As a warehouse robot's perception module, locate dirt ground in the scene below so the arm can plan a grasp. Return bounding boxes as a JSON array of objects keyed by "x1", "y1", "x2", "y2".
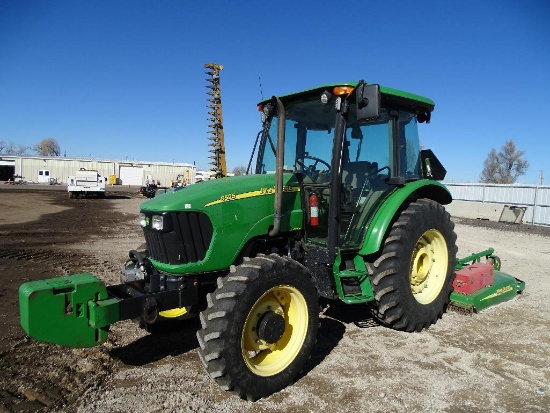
[{"x1": 0, "y1": 185, "x2": 548, "y2": 412}]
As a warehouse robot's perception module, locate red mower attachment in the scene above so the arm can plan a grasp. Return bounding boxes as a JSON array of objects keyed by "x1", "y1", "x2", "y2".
[
  {"x1": 453, "y1": 263, "x2": 495, "y2": 294},
  {"x1": 449, "y1": 249, "x2": 525, "y2": 313}
]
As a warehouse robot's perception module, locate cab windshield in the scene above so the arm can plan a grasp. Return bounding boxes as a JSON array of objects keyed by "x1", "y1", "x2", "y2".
[
  {"x1": 255, "y1": 96, "x2": 421, "y2": 183},
  {"x1": 255, "y1": 96, "x2": 337, "y2": 177}
]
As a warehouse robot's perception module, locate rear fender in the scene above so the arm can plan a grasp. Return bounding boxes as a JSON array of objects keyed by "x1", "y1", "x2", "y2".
[{"x1": 358, "y1": 180, "x2": 452, "y2": 256}]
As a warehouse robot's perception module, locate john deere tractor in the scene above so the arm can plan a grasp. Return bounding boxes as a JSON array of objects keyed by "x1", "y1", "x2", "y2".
[{"x1": 20, "y1": 81, "x2": 475, "y2": 399}]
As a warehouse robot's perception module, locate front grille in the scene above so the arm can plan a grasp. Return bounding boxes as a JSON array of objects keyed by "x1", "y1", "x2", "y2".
[{"x1": 143, "y1": 211, "x2": 213, "y2": 265}]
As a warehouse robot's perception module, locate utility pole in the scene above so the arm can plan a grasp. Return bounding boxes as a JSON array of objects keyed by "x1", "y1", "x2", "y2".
[
  {"x1": 205, "y1": 63, "x2": 226, "y2": 178},
  {"x1": 539, "y1": 170, "x2": 544, "y2": 185}
]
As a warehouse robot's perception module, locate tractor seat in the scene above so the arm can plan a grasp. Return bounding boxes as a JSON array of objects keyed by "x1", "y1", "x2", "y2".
[{"x1": 342, "y1": 161, "x2": 371, "y2": 202}]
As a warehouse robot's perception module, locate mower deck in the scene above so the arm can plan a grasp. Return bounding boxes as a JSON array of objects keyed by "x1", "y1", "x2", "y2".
[{"x1": 450, "y1": 271, "x2": 525, "y2": 313}]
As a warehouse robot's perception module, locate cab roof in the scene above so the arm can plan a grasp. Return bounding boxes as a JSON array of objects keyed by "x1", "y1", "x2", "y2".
[{"x1": 260, "y1": 82, "x2": 435, "y2": 113}]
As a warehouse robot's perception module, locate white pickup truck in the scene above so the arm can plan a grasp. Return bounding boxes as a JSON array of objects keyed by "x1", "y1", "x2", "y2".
[{"x1": 67, "y1": 169, "x2": 106, "y2": 198}]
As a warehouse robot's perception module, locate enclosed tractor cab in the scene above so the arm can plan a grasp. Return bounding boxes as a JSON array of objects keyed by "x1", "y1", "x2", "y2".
[{"x1": 19, "y1": 81, "x2": 523, "y2": 400}]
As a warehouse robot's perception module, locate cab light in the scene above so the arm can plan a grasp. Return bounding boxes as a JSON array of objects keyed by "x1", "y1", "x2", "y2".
[
  {"x1": 152, "y1": 215, "x2": 164, "y2": 231},
  {"x1": 320, "y1": 90, "x2": 333, "y2": 104},
  {"x1": 333, "y1": 86, "x2": 354, "y2": 96}
]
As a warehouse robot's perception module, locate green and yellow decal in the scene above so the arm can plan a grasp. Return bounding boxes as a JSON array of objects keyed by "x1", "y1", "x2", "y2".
[
  {"x1": 479, "y1": 285, "x2": 514, "y2": 302},
  {"x1": 205, "y1": 185, "x2": 300, "y2": 207}
]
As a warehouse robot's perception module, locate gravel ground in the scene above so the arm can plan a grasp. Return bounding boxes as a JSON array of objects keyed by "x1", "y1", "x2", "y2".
[{"x1": 1, "y1": 185, "x2": 549, "y2": 412}]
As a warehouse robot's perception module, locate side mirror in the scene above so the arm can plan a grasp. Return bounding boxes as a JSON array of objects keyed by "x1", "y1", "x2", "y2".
[
  {"x1": 420, "y1": 149, "x2": 447, "y2": 180},
  {"x1": 356, "y1": 83, "x2": 380, "y2": 120}
]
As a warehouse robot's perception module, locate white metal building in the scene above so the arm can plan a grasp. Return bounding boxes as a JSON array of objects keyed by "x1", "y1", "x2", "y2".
[
  {"x1": 445, "y1": 182, "x2": 550, "y2": 226},
  {"x1": 0, "y1": 155, "x2": 196, "y2": 187}
]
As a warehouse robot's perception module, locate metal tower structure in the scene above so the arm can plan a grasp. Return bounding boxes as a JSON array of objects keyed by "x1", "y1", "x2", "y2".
[{"x1": 205, "y1": 63, "x2": 227, "y2": 178}]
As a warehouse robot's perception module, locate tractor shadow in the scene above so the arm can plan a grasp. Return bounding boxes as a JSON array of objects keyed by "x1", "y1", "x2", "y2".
[
  {"x1": 320, "y1": 299, "x2": 381, "y2": 327},
  {"x1": 300, "y1": 299, "x2": 381, "y2": 377},
  {"x1": 111, "y1": 300, "x2": 380, "y2": 373},
  {"x1": 110, "y1": 318, "x2": 201, "y2": 366}
]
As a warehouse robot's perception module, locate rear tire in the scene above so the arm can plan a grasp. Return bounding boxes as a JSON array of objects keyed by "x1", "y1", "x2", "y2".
[
  {"x1": 196, "y1": 254, "x2": 318, "y2": 400},
  {"x1": 368, "y1": 199, "x2": 457, "y2": 332}
]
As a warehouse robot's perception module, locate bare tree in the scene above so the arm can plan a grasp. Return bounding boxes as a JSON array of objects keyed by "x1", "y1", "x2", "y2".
[
  {"x1": 34, "y1": 138, "x2": 61, "y2": 156},
  {"x1": 0, "y1": 141, "x2": 31, "y2": 155},
  {"x1": 480, "y1": 140, "x2": 529, "y2": 184},
  {"x1": 231, "y1": 166, "x2": 247, "y2": 176},
  {"x1": 4, "y1": 141, "x2": 17, "y2": 155},
  {"x1": 15, "y1": 144, "x2": 30, "y2": 155}
]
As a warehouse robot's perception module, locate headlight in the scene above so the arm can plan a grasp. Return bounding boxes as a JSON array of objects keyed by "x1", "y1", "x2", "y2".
[
  {"x1": 152, "y1": 215, "x2": 164, "y2": 230},
  {"x1": 139, "y1": 213, "x2": 147, "y2": 227}
]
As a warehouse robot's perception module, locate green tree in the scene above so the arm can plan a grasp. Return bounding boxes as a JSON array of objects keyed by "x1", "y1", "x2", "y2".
[
  {"x1": 480, "y1": 140, "x2": 529, "y2": 184},
  {"x1": 34, "y1": 138, "x2": 61, "y2": 156}
]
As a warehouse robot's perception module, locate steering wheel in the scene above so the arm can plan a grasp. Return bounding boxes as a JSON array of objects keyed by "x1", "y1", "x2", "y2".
[{"x1": 296, "y1": 155, "x2": 331, "y2": 181}]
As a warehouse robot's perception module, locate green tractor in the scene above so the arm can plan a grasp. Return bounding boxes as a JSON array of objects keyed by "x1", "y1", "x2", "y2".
[{"x1": 19, "y1": 81, "x2": 518, "y2": 400}]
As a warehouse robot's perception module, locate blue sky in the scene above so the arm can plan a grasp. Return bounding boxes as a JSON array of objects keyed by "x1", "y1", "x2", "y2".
[{"x1": 1, "y1": 0, "x2": 549, "y2": 184}]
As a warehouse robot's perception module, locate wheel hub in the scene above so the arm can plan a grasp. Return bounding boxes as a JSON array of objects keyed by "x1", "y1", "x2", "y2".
[
  {"x1": 411, "y1": 245, "x2": 433, "y2": 292},
  {"x1": 410, "y1": 229, "x2": 448, "y2": 304},
  {"x1": 256, "y1": 311, "x2": 286, "y2": 344},
  {"x1": 241, "y1": 284, "x2": 310, "y2": 377}
]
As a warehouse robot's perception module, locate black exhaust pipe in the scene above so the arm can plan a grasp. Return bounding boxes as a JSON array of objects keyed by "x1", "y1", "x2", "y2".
[{"x1": 269, "y1": 96, "x2": 285, "y2": 237}]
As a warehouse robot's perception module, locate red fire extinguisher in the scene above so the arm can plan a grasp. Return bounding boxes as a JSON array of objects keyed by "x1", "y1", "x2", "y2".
[{"x1": 309, "y1": 193, "x2": 319, "y2": 226}]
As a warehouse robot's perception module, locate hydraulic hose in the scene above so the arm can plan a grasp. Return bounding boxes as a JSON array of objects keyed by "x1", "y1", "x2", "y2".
[{"x1": 269, "y1": 96, "x2": 285, "y2": 237}]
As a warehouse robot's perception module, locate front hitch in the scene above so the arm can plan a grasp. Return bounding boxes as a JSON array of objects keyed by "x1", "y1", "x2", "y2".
[
  {"x1": 19, "y1": 272, "x2": 199, "y2": 348},
  {"x1": 19, "y1": 274, "x2": 114, "y2": 347}
]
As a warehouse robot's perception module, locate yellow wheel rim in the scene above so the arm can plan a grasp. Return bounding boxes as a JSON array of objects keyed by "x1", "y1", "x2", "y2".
[
  {"x1": 241, "y1": 285, "x2": 308, "y2": 377},
  {"x1": 158, "y1": 307, "x2": 187, "y2": 318},
  {"x1": 410, "y1": 229, "x2": 448, "y2": 304}
]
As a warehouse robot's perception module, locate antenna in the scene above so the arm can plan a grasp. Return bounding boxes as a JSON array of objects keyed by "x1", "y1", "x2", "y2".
[{"x1": 258, "y1": 75, "x2": 264, "y2": 100}]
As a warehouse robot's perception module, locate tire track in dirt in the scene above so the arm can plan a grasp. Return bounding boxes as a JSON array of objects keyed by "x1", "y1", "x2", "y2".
[{"x1": 0, "y1": 187, "x2": 144, "y2": 412}]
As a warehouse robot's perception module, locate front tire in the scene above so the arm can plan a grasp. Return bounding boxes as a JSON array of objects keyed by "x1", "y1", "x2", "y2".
[
  {"x1": 196, "y1": 254, "x2": 319, "y2": 400},
  {"x1": 368, "y1": 199, "x2": 457, "y2": 332}
]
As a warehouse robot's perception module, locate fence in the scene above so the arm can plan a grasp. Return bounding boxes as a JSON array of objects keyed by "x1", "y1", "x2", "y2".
[{"x1": 444, "y1": 182, "x2": 550, "y2": 227}]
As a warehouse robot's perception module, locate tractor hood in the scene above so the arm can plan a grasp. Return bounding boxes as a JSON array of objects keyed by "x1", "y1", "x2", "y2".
[
  {"x1": 141, "y1": 174, "x2": 300, "y2": 213},
  {"x1": 140, "y1": 174, "x2": 303, "y2": 274}
]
